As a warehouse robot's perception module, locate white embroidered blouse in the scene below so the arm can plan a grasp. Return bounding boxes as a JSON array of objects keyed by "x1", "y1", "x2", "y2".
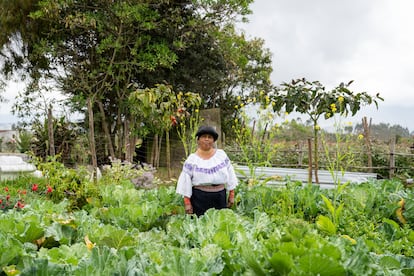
[{"x1": 176, "y1": 149, "x2": 238, "y2": 198}]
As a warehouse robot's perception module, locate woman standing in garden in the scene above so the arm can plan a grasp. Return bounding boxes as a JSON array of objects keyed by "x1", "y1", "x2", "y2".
[{"x1": 176, "y1": 126, "x2": 238, "y2": 216}]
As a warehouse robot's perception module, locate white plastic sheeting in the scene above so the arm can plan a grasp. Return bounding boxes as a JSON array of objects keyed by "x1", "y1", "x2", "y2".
[
  {"x1": 0, "y1": 155, "x2": 37, "y2": 180},
  {"x1": 235, "y1": 165, "x2": 377, "y2": 189}
]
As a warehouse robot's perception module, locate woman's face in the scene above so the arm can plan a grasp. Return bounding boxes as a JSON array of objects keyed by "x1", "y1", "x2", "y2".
[{"x1": 197, "y1": 134, "x2": 215, "y2": 150}]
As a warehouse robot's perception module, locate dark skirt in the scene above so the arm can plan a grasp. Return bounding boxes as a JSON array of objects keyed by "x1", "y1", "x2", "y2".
[{"x1": 191, "y1": 188, "x2": 226, "y2": 216}]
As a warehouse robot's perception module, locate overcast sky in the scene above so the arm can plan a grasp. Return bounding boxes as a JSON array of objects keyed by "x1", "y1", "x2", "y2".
[
  {"x1": 1, "y1": 1, "x2": 414, "y2": 132},
  {"x1": 240, "y1": 0, "x2": 414, "y2": 132}
]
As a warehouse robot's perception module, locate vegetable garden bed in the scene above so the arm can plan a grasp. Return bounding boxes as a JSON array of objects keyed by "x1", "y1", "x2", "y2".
[{"x1": 1, "y1": 176, "x2": 413, "y2": 275}]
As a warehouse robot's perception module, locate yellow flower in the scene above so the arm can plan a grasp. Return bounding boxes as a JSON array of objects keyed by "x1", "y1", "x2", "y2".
[
  {"x1": 252, "y1": 97, "x2": 256, "y2": 103},
  {"x1": 259, "y1": 90, "x2": 264, "y2": 96},
  {"x1": 271, "y1": 101, "x2": 275, "y2": 107},
  {"x1": 330, "y1": 103, "x2": 337, "y2": 112},
  {"x1": 84, "y1": 235, "x2": 95, "y2": 251},
  {"x1": 341, "y1": 235, "x2": 356, "y2": 245},
  {"x1": 240, "y1": 103, "x2": 244, "y2": 108},
  {"x1": 237, "y1": 95, "x2": 241, "y2": 101},
  {"x1": 314, "y1": 125, "x2": 321, "y2": 130},
  {"x1": 234, "y1": 105, "x2": 238, "y2": 109},
  {"x1": 358, "y1": 134, "x2": 364, "y2": 140},
  {"x1": 347, "y1": 121, "x2": 352, "y2": 126},
  {"x1": 338, "y1": 96, "x2": 344, "y2": 103},
  {"x1": 326, "y1": 112, "x2": 331, "y2": 118},
  {"x1": 285, "y1": 112, "x2": 289, "y2": 116},
  {"x1": 195, "y1": 109, "x2": 199, "y2": 113},
  {"x1": 234, "y1": 118, "x2": 238, "y2": 123}
]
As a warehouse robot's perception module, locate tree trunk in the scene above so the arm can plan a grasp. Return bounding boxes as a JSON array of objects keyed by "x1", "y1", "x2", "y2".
[
  {"x1": 97, "y1": 99, "x2": 115, "y2": 159},
  {"x1": 307, "y1": 138, "x2": 312, "y2": 183},
  {"x1": 88, "y1": 97, "x2": 98, "y2": 171},
  {"x1": 151, "y1": 134, "x2": 158, "y2": 167},
  {"x1": 47, "y1": 106, "x2": 55, "y2": 156},
  {"x1": 116, "y1": 110, "x2": 123, "y2": 159},
  {"x1": 166, "y1": 130, "x2": 171, "y2": 178},
  {"x1": 123, "y1": 119, "x2": 136, "y2": 163},
  {"x1": 156, "y1": 133, "x2": 163, "y2": 168},
  {"x1": 313, "y1": 128, "x2": 319, "y2": 184}
]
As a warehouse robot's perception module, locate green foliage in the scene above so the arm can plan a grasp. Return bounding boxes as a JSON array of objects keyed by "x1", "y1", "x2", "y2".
[
  {"x1": 30, "y1": 116, "x2": 86, "y2": 166},
  {"x1": 16, "y1": 130, "x2": 32, "y2": 153},
  {"x1": 1, "y1": 158, "x2": 414, "y2": 274},
  {"x1": 0, "y1": 0, "x2": 271, "y2": 161},
  {"x1": 34, "y1": 155, "x2": 99, "y2": 210},
  {"x1": 231, "y1": 97, "x2": 280, "y2": 185},
  {"x1": 269, "y1": 78, "x2": 383, "y2": 182}
]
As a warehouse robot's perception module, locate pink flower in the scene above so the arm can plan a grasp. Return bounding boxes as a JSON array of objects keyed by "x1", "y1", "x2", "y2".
[{"x1": 6, "y1": 195, "x2": 10, "y2": 201}]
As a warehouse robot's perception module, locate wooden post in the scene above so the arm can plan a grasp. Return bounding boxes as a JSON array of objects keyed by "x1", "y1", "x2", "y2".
[
  {"x1": 307, "y1": 138, "x2": 312, "y2": 183},
  {"x1": 297, "y1": 142, "x2": 303, "y2": 168},
  {"x1": 389, "y1": 138, "x2": 395, "y2": 179},
  {"x1": 362, "y1": 117, "x2": 373, "y2": 172}
]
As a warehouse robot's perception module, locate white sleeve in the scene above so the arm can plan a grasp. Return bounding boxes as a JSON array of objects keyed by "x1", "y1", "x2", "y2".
[
  {"x1": 226, "y1": 160, "x2": 238, "y2": 191},
  {"x1": 176, "y1": 170, "x2": 193, "y2": 198},
  {"x1": 227, "y1": 164, "x2": 239, "y2": 191}
]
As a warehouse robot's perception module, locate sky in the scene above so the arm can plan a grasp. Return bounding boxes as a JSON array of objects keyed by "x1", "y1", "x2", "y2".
[
  {"x1": 1, "y1": 0, "x2": 414, "y2": 132},
  {"x1": 240, "y1": 0, "x2": 414, "y2": 133}
]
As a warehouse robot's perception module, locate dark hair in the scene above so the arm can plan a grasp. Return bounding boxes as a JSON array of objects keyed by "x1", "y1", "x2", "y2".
[{"x1": 195, "y1": 126, "x2": 218, "y2": 141}]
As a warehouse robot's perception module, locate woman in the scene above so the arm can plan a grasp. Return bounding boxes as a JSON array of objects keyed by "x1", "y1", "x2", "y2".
[{"x1": 176, "y1": 126, "x2": 238, "y2": 216}]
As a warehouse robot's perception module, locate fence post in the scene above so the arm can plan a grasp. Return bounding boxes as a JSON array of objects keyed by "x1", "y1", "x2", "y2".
[
  {"x1": 362, "y1": 117, "x2": 373, "y2": 173},
  {"x1": 297, "y1": 141, "x2": 303, "y2": 168},
  {"x1": 389, "y1": 138, "x2": 395, "y2": 178}
]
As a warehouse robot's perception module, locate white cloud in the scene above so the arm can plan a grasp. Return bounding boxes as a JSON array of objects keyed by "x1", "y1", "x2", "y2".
[{"x1": 240, "y1": 0, "x2": 414, "y2": 130}]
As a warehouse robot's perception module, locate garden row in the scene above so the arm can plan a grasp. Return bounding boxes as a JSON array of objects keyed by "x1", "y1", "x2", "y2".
[{"x1": 0, "y1": 160, "x2": 413, "y2": 275}]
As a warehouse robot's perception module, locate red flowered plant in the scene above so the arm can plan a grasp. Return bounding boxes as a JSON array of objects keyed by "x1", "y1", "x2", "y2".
[
  {"x1": 0, "y1": 186, "x2": 25, "y2": 211},
  {"x1": 0, "y1": 182, "x2": 55, "y2": 212}
]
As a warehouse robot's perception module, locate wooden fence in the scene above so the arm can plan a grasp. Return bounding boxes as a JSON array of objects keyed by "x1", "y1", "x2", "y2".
[{"x1": 227, "y1": 140, "x2": 414, "y2": 180}]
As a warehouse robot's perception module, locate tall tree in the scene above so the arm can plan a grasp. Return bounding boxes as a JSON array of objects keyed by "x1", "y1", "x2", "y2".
[
  {"x1": 270, "y1": 78, "x2": 383, "y2": 183},
  {"x1": 0, "y1": 0, "x2": 271, "y2": 163}
]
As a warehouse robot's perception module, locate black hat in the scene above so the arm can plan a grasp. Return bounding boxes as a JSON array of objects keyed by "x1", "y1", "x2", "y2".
[{"x1": 195, "y1": 126, "x2": 218, "y2": 141}]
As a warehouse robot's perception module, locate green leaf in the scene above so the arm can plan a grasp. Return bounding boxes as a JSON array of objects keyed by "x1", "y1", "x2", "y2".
[
  {"x1": 321, "y1": 194, "x2": 335, "y2": 217},
  {"x1": 379, "y1": 255, "x2": 400, "y2": 269},
  {"x1": 316, "y1": 215, "x2": 336, "y2": 235},
  {"x1": 298, "y1": 253, "x2": 346, "y2": 276},
  {"x1": 98, "y1": 229, "x2": 136, "y2": 249},
  {"x1": 44, "y1": 222, "x2": 76, "y2": 245},
  {"x1": 269, "y1": 252, "x2": 294, "y2": 275}
]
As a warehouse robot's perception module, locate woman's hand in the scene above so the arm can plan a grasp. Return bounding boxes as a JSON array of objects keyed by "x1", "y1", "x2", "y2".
[
  {"x1": 184, "y1": 197, "x2": 193, "y2": 214},
  {"x1": 227, "y1": 190, "x2": 235, "y2": 208},
  {"x1": 185, "y1": 204, "x2": 193, "y2": 214}
]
